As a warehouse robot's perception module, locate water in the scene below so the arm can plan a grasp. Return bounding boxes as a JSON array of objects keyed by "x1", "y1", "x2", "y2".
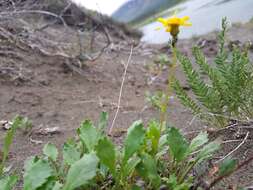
[{"x1": 141, "y1": 0, "x2": 253, "y2": 44}]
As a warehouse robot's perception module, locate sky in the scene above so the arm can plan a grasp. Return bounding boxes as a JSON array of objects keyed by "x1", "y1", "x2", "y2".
[{"x1": 72, "y1": 0, "x2": 129, "y2": 15}]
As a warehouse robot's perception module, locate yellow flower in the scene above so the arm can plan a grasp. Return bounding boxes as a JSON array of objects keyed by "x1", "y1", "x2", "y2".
[{"x1": 157, "y1": 15, "x2": 191, "y2": 36}]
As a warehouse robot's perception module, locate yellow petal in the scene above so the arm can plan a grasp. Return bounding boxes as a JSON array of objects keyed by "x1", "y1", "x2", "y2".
[
  {"x1": 156, "y1": 14, "x2": 191, "y2": 32},
  {"x1": 155, "y1": 27, "x2": 162, "y2": 31},
  {"x1": 167, "y1": 17, "x2": 181, "y2": 25},
  {"x1": 157, "y1": 18, "x2": 168, "y2": 26},
  {"x1": 181, "y1": 22, "x2": 192, "y2": 26},
  {"x1": 182, "y1": 16, "x2": 190, "y2": 21}
]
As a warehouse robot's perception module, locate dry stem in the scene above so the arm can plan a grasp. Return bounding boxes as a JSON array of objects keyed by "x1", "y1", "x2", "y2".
[{"x1": 109, "y1": 45, "x2": 133, "y2": 134}]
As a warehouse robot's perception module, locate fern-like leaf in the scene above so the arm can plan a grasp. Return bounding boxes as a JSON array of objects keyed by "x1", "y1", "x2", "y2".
[
  {"x1": 177, "y1": 52, "x2": 221, "y2": 111},
  {"x1": 192, "y1": 46, "x2": 226, "y2": 109},
  {"x1": 172, "y1": 79, "x2": 202, "y2": 115},
  {"x1": 174, "y1": 17, "x2": 253, "y2": 127}
]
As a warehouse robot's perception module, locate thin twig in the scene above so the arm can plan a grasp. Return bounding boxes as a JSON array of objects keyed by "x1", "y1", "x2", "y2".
[
  {"x1": 60, "y1": 2, "x2": 72, "y2": 17},
  {"x1": 215, "y1": 132, "x2": 249, "y2": 163},
  {"x1": 189, "y1": 113, "x2": 201, "y2": 125},
  {"x1": 205, "y1": 112, "x2": 253, "y2": 124},
  {"x1": 8, "y1": 0, "x2": 16, "y2": 11},
  {"x1": 183, "y1": 130, "x2": 203, "y2": 136},
  {"x1": 33, "y1": 2, "x2": 71, "y2": 31},
  {"x1": 215, "y1": 123, "x2": 238, "y2": 133},
  {"x1": 221, "y1": 139, "x2": 252, "y2": 144},
  {"x1": 0, "y1": 10, "x2": 67, "y2": 27},
  {"x1": 109, "y1": 45, "x2": 133, "y2": 134},
  {"x1": 88, "y1": 25, "x2": 111, "y2": 61},
  {"x1": 206, "y1": 154, "x2": 253, "y2": 190},
  {"x1": 77, "y1": 24, "x2": 111, "y2": 62}
]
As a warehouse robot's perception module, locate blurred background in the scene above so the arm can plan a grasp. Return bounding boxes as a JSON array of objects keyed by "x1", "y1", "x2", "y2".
[{"x1": 73, "y1": 0, "x2": 253, "y2": 43}]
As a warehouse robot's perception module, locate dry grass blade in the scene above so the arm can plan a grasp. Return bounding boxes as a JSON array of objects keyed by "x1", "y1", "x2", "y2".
[
  {"x1": 216, "y1": 132, "x2": 250, "y2": 163},
  {"x1": 109, "y1": 45, "x2": 133, "y2": 134}
]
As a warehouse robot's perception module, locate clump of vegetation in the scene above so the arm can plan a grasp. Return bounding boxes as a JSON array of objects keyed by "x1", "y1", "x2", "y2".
[
  {"x1": 173, "y1": 18, "x2": 253, "y2": 127},
  {"x1": 0, "y1": 116, "x2": 32, "y2": 189},
  {"x1": 0, "y1": 114, "x2": 244, "y2": 190}
]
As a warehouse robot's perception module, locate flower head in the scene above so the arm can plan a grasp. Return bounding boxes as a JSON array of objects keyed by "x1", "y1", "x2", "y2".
[{"x1": 157, "y1": 14, "x2": 191, "y2": 37}]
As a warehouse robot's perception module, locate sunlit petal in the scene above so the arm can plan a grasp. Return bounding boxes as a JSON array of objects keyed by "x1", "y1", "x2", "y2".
[
  {"x1": 182, "y1": 22, "x2": 192, "y2": 26},
  {"x1": 167, "y1": 18, "x2": 181, "y2": 25},
  {"x1": 156, "y1": 14, "x2": 191, "y2": 34},
  {"x1": 155, "y1": 27, "x2": 162, "y2": 31},
  {"x1": 157, "y1": 18, "x2": 168, "y2": 26},
  {"x1": 182, "y1": 16, "x2": 190, "y2": 21}
]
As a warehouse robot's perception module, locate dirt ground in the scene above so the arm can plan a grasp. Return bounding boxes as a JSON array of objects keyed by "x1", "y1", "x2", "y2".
[{"x1": 0, "y1": 20, "x2": 253, "y2": 189}]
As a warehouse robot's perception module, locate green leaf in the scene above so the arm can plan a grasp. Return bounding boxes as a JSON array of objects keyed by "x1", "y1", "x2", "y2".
[
  {"x1": 37, "y1": 177, "x2": 57, "y2": 190},
  {"x1": 146, "y1": 120, "x2": 161, "y2": 155},
  {"x1": 0, "y1": 116, "x2": 23, "y2": 174},
  {"x1": 136, "y1": 153, "x2": 161, "y2": 188},
  {"x1": 96, "y1": 137, "x2": 116, "y2": 176},
  {"x1": 78, "y1": 120, "x2": 99, "y2": 152},
  {"x1": 122, "y1": 156, "x2": 141, "y2": 179},
  {"x1": 0, "y1": 175, "x2": 18, "y2": 190},
  {"x1": 167, "y1": 127, "x2": 189, "y2": 162},
  {"x1": 19, "y1": 117, "x2": 33, "y2": 132},
  {"x1": 52, "y1": 182, "x2": 63, "y2": 190},
  {"x1": 158, "y1": 134, "x2": 168, "y2": 150},
  {"x1": 24, "y1": 156, "x2": 39, "y2": 173},
  {"x1": 177, "y1": 53, "x2": 214, "y2": 109},
  {"x1": 167, "y1": 174, "x2": 178, "y2": 189},
  {"x1": 157, "y1": 134, "x2": 169, "y2": 159},
  {"x1": 188, "y1": 132, "x2": 208, "y2": 153},
  {"x1": 131, "y1": 185, "x2": 142, "y2": 190},
  {"x1": 98, "y1": 164, "x2": 109, "y2": 178},
  {"x1": 24, "y1": 158, "x2": 53, "y2": 190},
  {"x1": 63, "y1": 140, "x2": 81, "y2": 166},
  {"x1": 196, "y1": 141, "x2": 220, "y2": 164},
  {"x1": 123, "y1": 120, "x2": 146, "y2": 163},
  {"x1": 63, "y1": 153, "x2": 98, "y2": 190},
  {"x1": 219, "y1": 158, "x2": 237, "y2": 176},
  {"x1": 172, "y1": 79, "x2": 202, "y2": 115},
  {"x1": 146, "y1": 91, "x2": 166, "y2": 111},
  {"x1": 167, "y1": 174, "x2": 192, "y2": 190},
  {"x1": 98, "y1": 112, "x2": 108, "y2": 132},
  {"x1": 43, "y1": 143, "x2": 58, "y2": 162}
]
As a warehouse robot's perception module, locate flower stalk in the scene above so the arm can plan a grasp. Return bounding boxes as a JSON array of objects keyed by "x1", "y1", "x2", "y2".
[{"x1": 157, "y1": 14, "x2": 191, "y2": 129}]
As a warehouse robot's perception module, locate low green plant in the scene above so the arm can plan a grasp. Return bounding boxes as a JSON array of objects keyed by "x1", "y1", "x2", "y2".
[
  {"x1": 173, "y1": 18, "x2": 253, "y2": 127},
  {"x1": 0, "y1": 116, "x2": 31, "y2": 190},
  {"x1": 154, "y1": 54, "x2": 171, "y2": 69},
  {"x1": 146, "y1": 91, "x2": 167, "y2": 114},
  {"x1": 1, "y1": 113, "x2": 244, "y2": 190}
]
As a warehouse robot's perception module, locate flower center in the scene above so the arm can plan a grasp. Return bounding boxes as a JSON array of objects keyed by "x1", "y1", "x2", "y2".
[{"x1": 170, "y1": 24, "x2": 180, "y2": 37}]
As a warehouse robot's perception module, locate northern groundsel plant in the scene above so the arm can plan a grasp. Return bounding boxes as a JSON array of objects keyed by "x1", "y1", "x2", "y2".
[
  {"x1": 148, "y1": 14, "x2": 192, "y2": 130},
  {"x1": 157, "y1": 14, "x2": 192, "y2": 46}
]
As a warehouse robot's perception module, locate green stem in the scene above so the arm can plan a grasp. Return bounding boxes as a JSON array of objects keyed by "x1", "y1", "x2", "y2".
[
  {"x1": 160, "y1": 41, "x2": 178, "y2": 131},
  {"x1": 178, "y1": 161, "x2": 196, "y2": 184},
  {"x1": 49, "y1": 157, "x2": 61, "y2": 180}
]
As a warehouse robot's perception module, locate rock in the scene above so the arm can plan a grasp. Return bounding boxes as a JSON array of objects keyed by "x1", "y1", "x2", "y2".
[
  {"x1": 35, "y1": 126, "x2": 61, "y2": 135},
  {"x1": 30, "y1": 138, "x2": 43, "y2": 145},
  {"x1": 0, "y1": 120, "x2": 13, "y2": 130}
]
